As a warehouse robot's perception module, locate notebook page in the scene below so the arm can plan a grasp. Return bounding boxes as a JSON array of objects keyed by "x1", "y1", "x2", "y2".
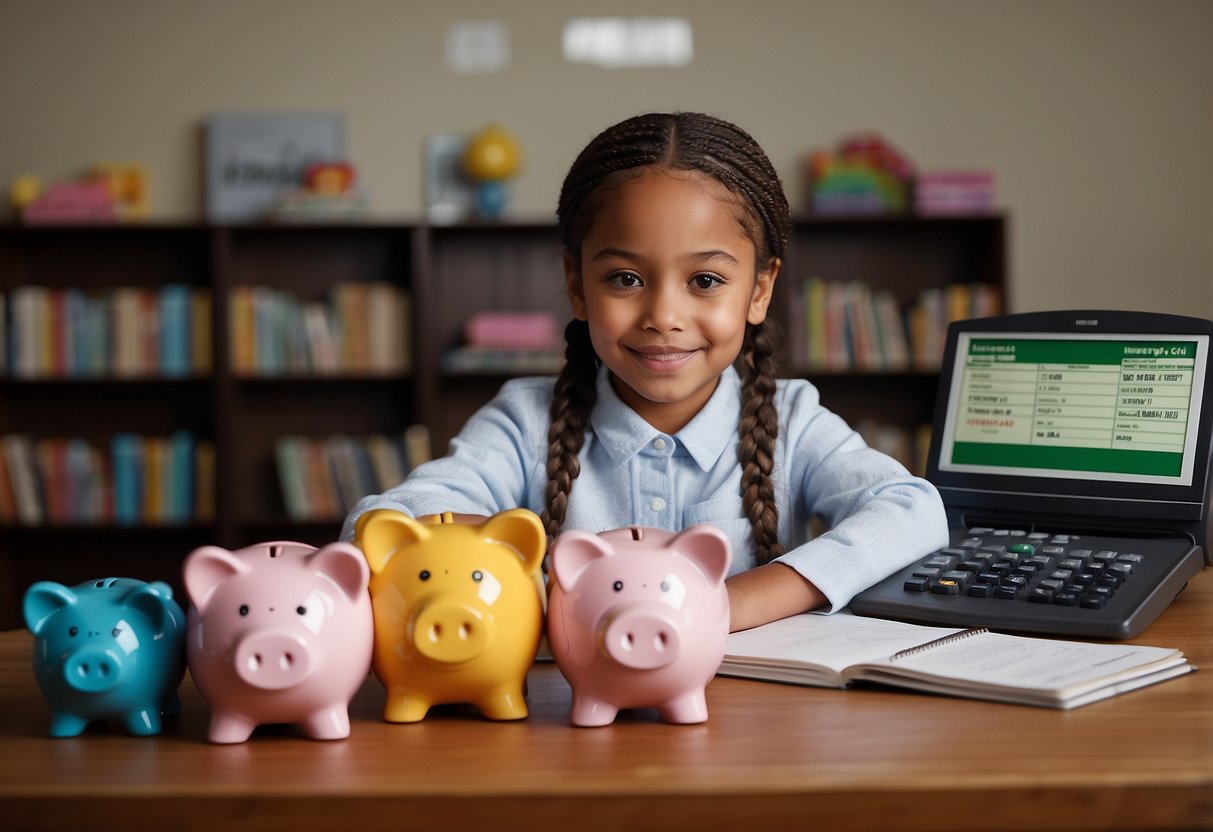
[
  {"x1": 725, "y1": 612, "x2": 965, "y2": 675},
  {"x1": 882, "y1": 630, "x2": 1184, "y2": 692}
]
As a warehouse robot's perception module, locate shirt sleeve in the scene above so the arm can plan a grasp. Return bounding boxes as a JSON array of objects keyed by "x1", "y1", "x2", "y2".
[
  {"x1": 339, "y1": 377, "x2": 550, "y2": 540},
  {"x1": 772, "y1": 382, "x2": 949, "y2": 613}
]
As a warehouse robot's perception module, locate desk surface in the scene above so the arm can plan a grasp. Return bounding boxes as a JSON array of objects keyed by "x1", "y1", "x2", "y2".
[{"x1": 1, "y1": 573, "x2": 1211, "y2": 832}]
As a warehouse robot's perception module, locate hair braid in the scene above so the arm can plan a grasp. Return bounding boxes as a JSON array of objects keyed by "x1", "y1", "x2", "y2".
[
  {"x1": 738, "y1": 318, "x2": 785, "y2": 563},
  {"x1": 540, "y1": 318, "x2": 598, "y2": 542}
]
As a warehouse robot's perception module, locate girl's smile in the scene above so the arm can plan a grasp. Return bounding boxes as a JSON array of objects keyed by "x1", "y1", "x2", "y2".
[{"x1": 565, "y1": 168, "x2": 779, "y2": 434}]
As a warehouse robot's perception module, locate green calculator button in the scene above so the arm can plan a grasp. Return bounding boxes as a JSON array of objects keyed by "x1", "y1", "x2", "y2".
[{"x1": 1008, "y1": 543, "x2": 1036, "y2": 556}]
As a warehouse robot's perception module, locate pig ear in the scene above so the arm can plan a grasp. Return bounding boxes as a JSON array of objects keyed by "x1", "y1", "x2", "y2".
[
  {"x1": 668, "y1": 524, "x2": 732, "y2": 586},
  {"x1": 121, "y1": 583, "x2": 174, "y2": 632},
  {"x1": 23, "y1": 582, "x2": 77, "y2": 636},
  {"x1": 549, "y1": 530, "x2": 613, "y2": 594},
  {"x1": 478, "y1": 509, "x2": 548, "y2": 576},
  {"x1": 308, "y1": 542, "x2": 370, "y2": 602},
  {"x1": 182, "y1": 546, "x2": 249, "y2": 613},
  {"x1": 354, "y1": 510, "x2": 432, "y2": 575}
]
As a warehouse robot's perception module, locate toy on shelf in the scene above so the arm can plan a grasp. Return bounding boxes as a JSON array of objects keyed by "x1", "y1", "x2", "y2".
[
  {"x1": 272, "y1": 160, "x2": 368, "y2": 221},
  {"x1": 804, "y1": 133, "x2": 914, "y2": 216},
  {"x1": 914, "y1": 169, "x2": 997, "y2": 215},
  {"x1": 182, "y1": 540, "x2": 373, "y2": 743},
  {"x1": 462, "y1": 123, "x2": 522, "y2": 219},
  {"x1": 12, "y1": 163, "x2": 149, "y2": 224},
  {"x1": 547, "y1": 524, "x2": 732, "y2": 727},
  {"x1": 354, "y1": 508, "x2": 546, "y2": 722},
  {"x1": 23, "y1": 577, "x2": 186, "y2": 737}
]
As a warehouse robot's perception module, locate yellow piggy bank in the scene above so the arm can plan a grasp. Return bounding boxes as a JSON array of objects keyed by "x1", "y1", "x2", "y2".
[{"x1": 355, "y1": 508, "x2": 546, "y2": 722}]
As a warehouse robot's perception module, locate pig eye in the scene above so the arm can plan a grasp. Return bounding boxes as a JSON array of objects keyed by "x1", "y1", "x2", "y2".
[
  {"x1": 111, "y1": 627, "x2": 122, "y2": 638},
  {"x1": 660, "y1": 580, "x2": 671, "y2": 592},
  {"x1": 239, "y1": 605, "x2": 249, "y2": 616},
  {"x1": 296, "y1": 606, "x2": 307, "y2": 616},
  {"x1": 419, "y1": 570, "x2": 431, "y2": 581},
  {"x1": 613, "y1": 581, "x2": 624, "y2": 592},
  {"x1": 68, "y1": 626, "x2": 79, "y2": 637},
  {"x1": 472, "y1": 570, "x2": 483, "y2": 582}
]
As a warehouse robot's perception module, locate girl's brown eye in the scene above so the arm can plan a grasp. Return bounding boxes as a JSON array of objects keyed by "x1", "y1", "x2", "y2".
[{"x1": 691, "y1": 273, "x2": 723, "y2": 291}]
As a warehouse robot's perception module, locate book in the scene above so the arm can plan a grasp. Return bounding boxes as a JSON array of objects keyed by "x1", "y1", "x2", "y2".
[{"x1": 718, "y1": 612, "x2": 1193, "y2": 709}]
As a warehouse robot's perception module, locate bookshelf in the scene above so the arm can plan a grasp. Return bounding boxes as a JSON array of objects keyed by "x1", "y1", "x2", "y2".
[{"x1": 0, "y1": 215, "x2": 1006, "y2": 627}]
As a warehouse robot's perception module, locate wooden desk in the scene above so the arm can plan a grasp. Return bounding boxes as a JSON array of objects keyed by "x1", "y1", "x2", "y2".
[{"x1": 1, "y1": 573, "x2": 1211, "y2": 832}]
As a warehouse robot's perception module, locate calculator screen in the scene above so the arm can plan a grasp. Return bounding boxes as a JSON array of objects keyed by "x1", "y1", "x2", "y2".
[{"x1": 936, "y1": 332, "x2": 1210, "y2": 486}]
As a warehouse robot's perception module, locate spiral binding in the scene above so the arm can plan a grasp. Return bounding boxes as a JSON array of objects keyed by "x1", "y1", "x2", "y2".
[{"x1": 888, "y1": 627, "x2": 989, "y2": 661}]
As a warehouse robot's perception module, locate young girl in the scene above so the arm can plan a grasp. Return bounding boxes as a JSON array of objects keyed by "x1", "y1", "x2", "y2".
[{"x1": 342, "y1": 112, "x2": 947, "y2": 631}]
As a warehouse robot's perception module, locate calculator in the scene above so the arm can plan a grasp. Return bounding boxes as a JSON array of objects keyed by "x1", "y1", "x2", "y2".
[{"x1": 849, "y1": 310, "x2": 1213, "y2": 639}]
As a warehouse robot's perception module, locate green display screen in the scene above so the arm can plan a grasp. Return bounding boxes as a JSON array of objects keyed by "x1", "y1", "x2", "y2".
[{"x1": 938, "y1": 334, "x2": 1207, "y2": 485}]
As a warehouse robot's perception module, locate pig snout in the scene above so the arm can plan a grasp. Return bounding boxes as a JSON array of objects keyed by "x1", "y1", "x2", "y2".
[
  {"x1": 233, "y1": 630, "x2": 313, "y2": 690},
  {"x1": 602, "y1": 607, "x2": 681, "y2": 670},
  {"x1": 412, "y1": 602, "x2": 488, "y2": 664},
  {"x1": 63, "y1": 646, "x2": 125, "y2": 693}
]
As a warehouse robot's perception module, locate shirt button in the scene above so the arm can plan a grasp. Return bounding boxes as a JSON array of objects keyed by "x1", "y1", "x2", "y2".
[
  {"x1": 653, "y1": 438, "x2": 667, "y2": 451},
  {"x1": 650, "y1": 498, "x2": 666, "y2": 512}
]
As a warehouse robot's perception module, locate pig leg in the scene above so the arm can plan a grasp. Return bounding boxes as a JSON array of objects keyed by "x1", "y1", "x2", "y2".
[
  {"x1": 570, "y1": 694, "x2": 619, "y2": 727},
  {"x1": 475, "y1": 685, "x2": 528, "y2": 721},
  {"x1": 383, "y1": 688, "x2": 432, "y2": 723},
  {"x1": 122, "y1": 706, "x2": 163, "y2": 736},
  {"x1": 300, "y1": 706, "x2": 351, "y2": 740},
  {"x1": 48, "y1": 711, "x2": 89, "y2": 738},
  {"x1": 209, "y1": 711, "x2": 258, "y2": 744},
  {"x1": 658, "y1": 689, "x2": 709, "y2": 724}
]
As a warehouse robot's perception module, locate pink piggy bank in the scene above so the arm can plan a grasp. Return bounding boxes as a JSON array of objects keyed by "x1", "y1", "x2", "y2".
[
  {"x1": 547, "y1": 524, "x2": 731, "y2": 727},
  {"x1": 183, "y1": 540, "x2": 373, "y2": 744}
]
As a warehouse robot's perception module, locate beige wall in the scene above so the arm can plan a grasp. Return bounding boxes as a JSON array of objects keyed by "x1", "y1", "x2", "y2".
[{"x1": 1, "y1": 0, "x2": 1210, "y2": 316}]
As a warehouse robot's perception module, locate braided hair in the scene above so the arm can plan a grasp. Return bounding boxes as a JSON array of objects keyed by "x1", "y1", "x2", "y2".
[{"x1": 546, "y1": 112, "x2": 792, "y2": 564}]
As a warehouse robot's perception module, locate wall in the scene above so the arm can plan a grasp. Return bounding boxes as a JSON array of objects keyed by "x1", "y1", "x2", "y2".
[{"x1": 1, "y1": 0, "x2": 1210, "y2": 316}]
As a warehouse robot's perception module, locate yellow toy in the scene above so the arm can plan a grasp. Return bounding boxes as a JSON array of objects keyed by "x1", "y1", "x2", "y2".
[
  {"x1": 355, "y1": 508, "x2": 546, "y2": 722},
  {"x1": 90, "y1": 163, "x2": 150, "y2": 219}
]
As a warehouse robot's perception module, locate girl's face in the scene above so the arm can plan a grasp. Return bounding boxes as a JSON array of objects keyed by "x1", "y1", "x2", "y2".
[{"x1": 565, "y1": 168, "x2": 778, "y2": 434}]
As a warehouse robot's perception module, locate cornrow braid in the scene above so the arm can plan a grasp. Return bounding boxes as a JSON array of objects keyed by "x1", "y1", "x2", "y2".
[
  {"x1": 540, "y1": 318, "x2": 598, "y2": 542},
  {"x1": 552, "y1": 112, "x2": 792, "y2": 556},
  {"x1": 738, "y1": 318, "x2": 785, "y2": 564}
]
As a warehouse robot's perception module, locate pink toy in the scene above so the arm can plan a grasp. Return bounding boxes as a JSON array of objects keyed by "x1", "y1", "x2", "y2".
[
  {"x1": 182, "y1": 540, "x2": 373, "y2": 744},
  {"x1": 547, "y1": 524, "x2": 731, "y2": 727}
]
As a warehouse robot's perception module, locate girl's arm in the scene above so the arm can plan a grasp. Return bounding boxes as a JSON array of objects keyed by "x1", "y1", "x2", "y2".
[{"x1": 725, "y1": 562, "x2": 827, "y2": 632}]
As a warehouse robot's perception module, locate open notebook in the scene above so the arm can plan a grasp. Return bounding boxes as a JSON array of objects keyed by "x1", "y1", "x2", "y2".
[{"x1": 718, "y1": 611, "x2": 1192, "y2": 708}]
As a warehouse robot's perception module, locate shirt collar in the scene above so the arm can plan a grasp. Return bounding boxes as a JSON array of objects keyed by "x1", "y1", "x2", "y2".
[{"x1": 590, "y1": 364, "x2": 740, "y2": 471}]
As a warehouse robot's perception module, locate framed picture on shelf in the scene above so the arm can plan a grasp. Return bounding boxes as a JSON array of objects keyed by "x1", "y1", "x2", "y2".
[
  {"x1": 424, "y1": 133, "x2": 477, "y2": 224},
  {"x1": 205, "y1": 112, "x2": 347, "y2": 222}
]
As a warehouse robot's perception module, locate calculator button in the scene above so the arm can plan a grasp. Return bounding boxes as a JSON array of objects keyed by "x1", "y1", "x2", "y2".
[
  {"x1": 1118, "y1": 553, "x2": 1144, "y2": 564},
  {"x1": 1080, "y1": 595, "x2": 1107, "y2": 609},
  {"x1": 959, "y1": 538, "x2": 983, "y2": 549},
  {"x1": 1053, "y1": 591, "x2": 1080, "y2": 606},
  {"x1": 967, "y1": 584, "x2": 995, "y2": 598},
  {"x1": 1008, "y1": 543, "x2": 1036, "y2": 556},
  {"x1": 994, "y1": 586, "x2": 1020, "y2": 600},
  {"x1": 931, "y1": 579, "x2": 962, "y2": 595},
  {"x1": 903, "y1": 577, "x2": 931, "y2": 592},
  {"x1": 1028, "y1": 587, "x2": 1056, "y2": 603},
  {"x1": 1040, "y1": 545, "x2": 1066, "y2": 556},
  {"x1": 1108, "y1": 562, "x2": 1133, "y2": 578},
  {"x1": 968, "y1": 527, "x2": 994, "y2": 535}
]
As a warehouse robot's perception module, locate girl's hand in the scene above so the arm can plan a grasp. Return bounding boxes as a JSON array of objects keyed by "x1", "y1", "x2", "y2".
[{"x1": 725, "y1": 563, "x2": 827, "y2": 632}]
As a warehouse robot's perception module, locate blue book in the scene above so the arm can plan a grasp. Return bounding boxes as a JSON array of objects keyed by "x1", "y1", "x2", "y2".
[
  {"x1": 159, "y1": 284, "x2": 191, "y2": 377},
  {"x1": 111, "y1": 433, "x2": 143, "y2": 525},
  {"x1": 168, "y1": 430, "x2": 194, "y2": 522}
]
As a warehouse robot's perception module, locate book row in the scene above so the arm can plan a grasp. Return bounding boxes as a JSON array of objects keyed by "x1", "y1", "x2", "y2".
[
  {"x1": 230, "y1": 282, "x2": 411, "y2": 376},
  {"x1": 1, "y1": 285, "x2": 212, "y2": 379},
  {"x1": 790, "y1": 279, "x2": 1001, "y2": 372},
  {"x1": 0, "y1": 432, "x2": 215, "y2": 527},
  {"x1": 275, "y1": 426, "x2": 432, "y2": 522}
]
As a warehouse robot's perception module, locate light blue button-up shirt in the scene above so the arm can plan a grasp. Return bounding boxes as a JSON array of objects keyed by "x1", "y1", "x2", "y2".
[{"x1": 342, "y1": 365, "x2": 948, "y2": 612}]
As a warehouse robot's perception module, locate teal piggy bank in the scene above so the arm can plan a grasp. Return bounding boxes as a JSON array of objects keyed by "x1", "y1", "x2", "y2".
[{"x1": 24, "y1": 577, "x2": 186, "y2": 737}]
